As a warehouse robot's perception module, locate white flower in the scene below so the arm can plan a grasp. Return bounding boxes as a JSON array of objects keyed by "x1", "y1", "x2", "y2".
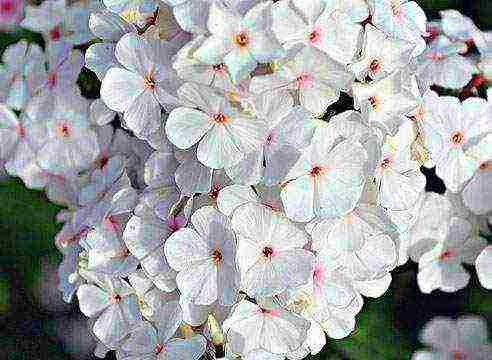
[
  {"x1": 77, "y1": 277, "x2": 141, "y2": 346},
  {"x1": 217, "y1": 184, "x2": 284, "y2": 217},
  {"x1": 36, "y1": 96, "x2": 100, "y2": 176},
  {"x1": 416, "y1": 35, "x2": 477, "y2": 90},
  {"x1": 420, "y1": 91, "x2": 492, "y2": 192},
  {"x1": 179, "y1": 297, "x2": 232, "y2": 326},
  {"x1": 194, "y1": 2, "x2": 285, "y2": 83},
  {"x1": 0, "y1": 40, "x2": 46, "y2": 111},
  {"x1": 417, "y1": 217, "x2": 488, "y2": 294},
  {"x1": 412, "y1": 315, "x2": 492, "y2": 360},
  {"x1": 311, "y1": 204, "x2": 399, "y2": 281},
  {"x1": 173, "y1": 35, "x2": 236, "y2": 92},
  {"x1": 227, "y1": 92, "x2": 316, "y2": 185},
  {"x1": 476, "y1": 245, "x2": 492, "y2": 290},
  {"x1": 223, "y1": 299, "x2": 310, "y2": 355},
  {"x1": 250, "y1": 46, "x2": 354, "y2": 115},
  {"x1": 439, "y1": 10, "x2": 480, "y2": 42},
  {"x1": 370, "y1": 0, "x2": 428, "y2": 57},
  {"x1": 21, "y1": 0, "x2": 94, "y2": 45},
  {"x1": 118, "y1": 321, "x2": 206, "y2": 360},
  {"x1": 349, "y1": 24, "x2": 414, "y2": 81},
  {"x1": 165, "y1": 206, "x2": 240, "y2": 305},
  {"x1": 375, "y1": 119, "x2": 426, "y2": 210},
  {"x1": 352, "y1": 71, "x2": 418, "y2": 136},
  {"x1": 272, "y1": 0, "x2": 363, "y2": 65},
  {"x1": 281, "y1": 126, "x2": 367, "y2": 222},
  {"x1": 230, "y1": 202, "x2": 315, "y2": 297},
  {"x1": 100, "y1": 33, "x2": 181, "y2": 139},
  {"x1": 25, "y1": 42, "x2": 84, "y2": 121},
  {"x1": 165, "y1": 82, "x2": 266, "y2": 169},
  {"x1": 0, "y1": 105, "x2": 46, "y2": 181}
]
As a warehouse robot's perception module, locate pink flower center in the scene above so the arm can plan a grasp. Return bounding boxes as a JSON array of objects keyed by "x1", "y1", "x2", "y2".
[
  {"x1": 47, "y1": 72, "x2": 58, "y2": 89},
  {"x1": 425, "y1": 52, "x2": 446, "y2": 61},
  {"x1": 49, "y1": 26, "x2": 62, "y2": 41},
  {"x1": 234, "y1": 32, "x2": 249, "y2": 47},
  {"x1": 391, "y1": 3, "x2": 402, "y2": 18},
  {"x1": 295, "y1": 73, "x2": 313, "y2": 90},
  {"x1": 211, "y1": 249, "x2": 222, "y2": 265},
  {"x1": 56, "y1": 122, "x2": 71, "y2": 138},
  {"x1": 257, "y1": 307, "x2": 280, "y2": 317},
  {"x1": 211, "y1": 113, "x2": 230, "y2": 124},
  {"x1": 450, "y1": 130, "x2": 465, "y2": 145},
  {"x1": 154, "y1": 343, "x2": 165, "y2": 354},
  {"x1": 265, "y1": 132, "x2": 274, "y2": 145},
  {"x1": 143, "y1": 71, "x2": 156, "y2": 90},
  {"x1": 103, "y1": 215, "x2": 120, "y2": 232},
  {"x1": 308, "y1": 28, "x2": 322, "y2": 44},
  {"x1": 0, "y1": 0, "x2": 15, "y2": 14},
  {"x1": 309, "y1": 165, "x2": 325, "y2": 178},
  {"x1": 212, "y1": 63, "x2": 227, "y2": 73},
  {"x1": 16, "y1": 123, "x2": 26, "y2": 138},
  {"x1": 208, "y1": 184, "x2": 221, "y2": 200},
  {"x1": 97, "y1": 155, "x2": 109, "y2": 170},
  {"x1": 313, "y1": 263, "x2": 326, "y2": 287},
  {"x1": 110, "y1": 293, "x2": 122, "y2": 304},
  {"x1": 450, "y1": 350, "x2": 467, "y2": 360},
  {"x1": 167, "y1": 215, "x2": 186, "y2": 232},
  {"x1": 368, "y1": 96, "x2": 380, "y2": 110},
  {"x1": 262, "y1": 246, "x2": 276, "y2": 259},
  {"x1": 370, "y1": 59, "x2": 381, "y2": 73},
  {"x1": 381, "y1": 157, "x2": 391, "y2": 169},
  {"x1": 439, "y1": 249, "x2": 456, "y2": 261},
  {"x1": 479, "y1": 160, "x2": 492, "y2": 171}
]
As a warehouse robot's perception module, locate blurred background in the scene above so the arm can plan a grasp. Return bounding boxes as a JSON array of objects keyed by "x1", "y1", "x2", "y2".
[{"x1": 0, "y1": 1, "x2": 491, "y2": 359}]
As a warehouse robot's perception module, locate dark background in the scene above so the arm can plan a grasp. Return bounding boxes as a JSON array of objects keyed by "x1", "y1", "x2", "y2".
[{"x1": 0, "y1": 1, "x2": 491, "y2": 359}]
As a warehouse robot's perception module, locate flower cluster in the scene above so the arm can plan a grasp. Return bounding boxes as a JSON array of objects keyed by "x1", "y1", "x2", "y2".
[{"x1": 0, "y1": 1, "x2": 491, "y2": 359}]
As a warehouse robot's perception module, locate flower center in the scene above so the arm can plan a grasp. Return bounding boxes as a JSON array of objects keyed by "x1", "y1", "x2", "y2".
[
  {"x1": 309, "y1": 165, "x2": 325, "y2": 178},
  {"x1": 381, "y1": 157, "x2": 391, "y2": 169},
  {"x1": 265, "y1": 133, "x2": 274, "y2": 145},
  {"x1": 110, "y1": 293, "x2": 122, "y2": 304},
  {"x1": 212, "y1": 63, "x2": 226, "y2": 73},
  {"x1": 167, "y1": 215, "x2": 186, "y2": 232},
  {"x1": 154, "y1": 343, "x2": 165, "y2": 354},
  {"x1": 439, "y1": 249, "x2": 455, "y2": 261},
  {"x1": 479, "y1": 160, "x2": 492, "y2": 171},
  {"x1": 211, "y1": 113, "x2": 230, "y2": 124},
  {"x1": 103, "y1": 215, "x2": 120, "y2": 231},
  {"x1": 56, "y1": 122, "x2": 71, "y2": 138},
  {"x1": 47, "y1": 71, "x2": 57, "y2": 89},
  {"x1": 391, "y1": 3, "x2": 402, "y2": 17},
  {"x1": 313, "y1": 263, "x2": 326, "y2": 287},
  {"x1": 143, "y1": 71, "x2": 156, "y2": 90},
  {"x1": 370, "y1": 59, "x2": 380, "y2": 73},
  {"x1": 211, "y1": 249, "x2": 222, "y2": 265},
  {"x1": 451, "y1": 350, "x2": 467, "y2": 360},
  {"x1": 16, "y1": 123, "x2": 26, "y2": 138},
  {"x1": 295, "y1": 73, "x2": 313, "y2": 90},
  {"x1": 258, "y1": 307, "x2": 280, "y2": 317},
  {"x1": 49, "y1": 26, "x2": 62, "y2": 41},
  {"x1": 368, "y1": 96, "x2": 380, "y2": 110},
  {"x1": 262, "y1": 246, "x2": 275, "y2": 258},
  {"x1": 450, "y1": 130, "x2": 464, "y2": 145},
  {"x1": 308, "y1": 29, "x2": 321, "y2": 44},
  {"x1": 234, "y1": 32, "x2": 249, "y2": 47},
  {"x1": 97, "y1": 155, "x2": 109, "y2": 169},
  {"x1": 0, "y1": 0, "x2": 15, "y2": 14}
]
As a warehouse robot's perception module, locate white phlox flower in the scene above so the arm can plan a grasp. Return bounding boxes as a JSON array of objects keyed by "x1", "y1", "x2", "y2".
[
  {"x1": 412, "y1": 315, "x2": 492, "y2": 360},
  {"x1": 222, "y1": 299, "x2": 310, "y2": 355},
  {"x1": 165, "y1": 82, "x2": 266, "y2": 169},
  {"x1": 101, "y1": 33, "x2": 181, "y2": 139},
  {"x1": 230, "y1": 202, "x2": 315, "y2": 297},
  {"x1": 272, "y1": 0, "x2": 363, "y2": 65},
  {"x1": 165, "y1": 206, "x2": 240, "y2": 306},
  {"x1": 193, "y1": 2, "x2": 285, "y2": 83},
  {"x1": 476, "y1": 245, "x2": 492, "y2": 290},
  {"x1": 250, "y1": 45, "x2": 354, "y2": 116},
  {"x1": 280, "y1": 125, "x2": 368, "y2": 222}
]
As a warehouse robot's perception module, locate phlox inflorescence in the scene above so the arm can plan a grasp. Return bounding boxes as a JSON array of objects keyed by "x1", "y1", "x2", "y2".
[{"x1": 0, "y1": 0, "x2": 491, "y2": 359}]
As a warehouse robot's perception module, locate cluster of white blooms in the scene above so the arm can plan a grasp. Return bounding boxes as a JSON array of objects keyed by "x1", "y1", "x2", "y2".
[{"x1": 0, "y1": 0, "x2": 491, "y2": 359}]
